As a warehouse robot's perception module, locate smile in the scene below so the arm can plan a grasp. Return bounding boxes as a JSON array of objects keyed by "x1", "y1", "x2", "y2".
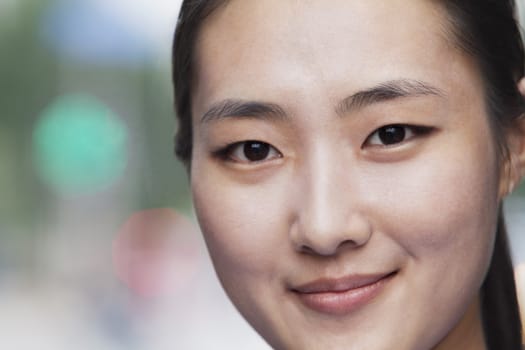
[{"x1": 290, "y1": 271, "x2": 397, "y2": 316}]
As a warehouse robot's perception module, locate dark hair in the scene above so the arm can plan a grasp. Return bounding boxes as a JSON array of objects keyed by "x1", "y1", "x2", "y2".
[
  {"x1": 172, "y1": 1, "x2": 524, "y2": 348},
  {"x1": 172, "y1": 0, "x2": 227, "y2": 166}
]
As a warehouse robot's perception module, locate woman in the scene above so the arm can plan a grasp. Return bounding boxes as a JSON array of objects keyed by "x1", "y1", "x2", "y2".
[{"x1": 172, "y1": 0, "x2": 525, "y2": 349}]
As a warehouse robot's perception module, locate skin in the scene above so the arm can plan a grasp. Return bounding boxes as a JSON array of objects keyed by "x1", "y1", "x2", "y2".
[{"x1": 189, "y1": 0, "x2": 525, "y2": 349}]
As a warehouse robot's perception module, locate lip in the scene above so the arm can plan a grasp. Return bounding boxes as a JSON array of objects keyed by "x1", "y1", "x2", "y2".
[{"x1": 290, "y1": 271, "x2": 397, "y2": 316}]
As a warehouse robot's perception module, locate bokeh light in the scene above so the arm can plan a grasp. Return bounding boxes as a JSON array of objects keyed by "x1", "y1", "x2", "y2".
[
  {"x1": 113, "y1": 208, "x2": 200, "y2": 299},
  {"x1": 94, "y1": 0, "x2": 182, "y2": 55},
  {"x1": 41, "y1": 0, "x2": 182, "y2": 65},
  {"x1": 33, "y1": 94, "x2": 127, "y2": 195}
]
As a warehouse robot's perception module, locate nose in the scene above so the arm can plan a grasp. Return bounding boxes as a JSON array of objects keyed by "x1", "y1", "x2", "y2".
[{"x1": 289, "y1": 153, "x2": 372, "y2": 256}]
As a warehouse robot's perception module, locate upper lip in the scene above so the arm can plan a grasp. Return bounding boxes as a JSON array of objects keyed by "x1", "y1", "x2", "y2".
[{"x1": 291, "y1": 271, "x2": 396, "y2": 294}]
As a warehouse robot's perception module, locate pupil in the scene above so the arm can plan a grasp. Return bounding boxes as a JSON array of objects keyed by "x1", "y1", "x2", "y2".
[
  {"x1": 243, "y1": 141, "x2": 270, "y2": 161},
  {"x1": 379, "y1": 125, "x2": 405, "y2": 145}
]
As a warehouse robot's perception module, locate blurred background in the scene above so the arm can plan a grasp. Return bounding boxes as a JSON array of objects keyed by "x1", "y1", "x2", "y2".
[
  {"x1": 0, "y1": 0, "x2": 524, "y2": 349},
  {"x1": 0, "y1": 0, "x2": 268, "y2": 348}
]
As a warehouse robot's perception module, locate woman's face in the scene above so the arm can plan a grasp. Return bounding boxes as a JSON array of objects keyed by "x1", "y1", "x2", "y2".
[{"x1": 190, "y1": 0, "x2": 504, "y2": 349}]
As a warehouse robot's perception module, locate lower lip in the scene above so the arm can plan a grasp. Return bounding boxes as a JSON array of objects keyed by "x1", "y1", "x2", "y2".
[{"x1": 293, "y1": 273, "x2": 395, "y2": 316}]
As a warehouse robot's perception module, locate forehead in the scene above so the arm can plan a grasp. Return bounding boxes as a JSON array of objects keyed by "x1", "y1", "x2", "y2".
[{"x1": 192, "y1": 0, "x2": 477, "y2": 116}]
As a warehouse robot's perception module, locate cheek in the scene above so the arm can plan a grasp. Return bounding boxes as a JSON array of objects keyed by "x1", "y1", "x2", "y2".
[
  {"x1": 367, "y1": 132, "x2": 501, "y2": 284},
  {"x1": 191, "y1": 171, "x2": 289, "y2": 283}
]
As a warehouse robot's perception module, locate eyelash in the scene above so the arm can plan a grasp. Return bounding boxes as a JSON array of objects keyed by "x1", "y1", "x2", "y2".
[
  {"x1": 212, "y1": 140, "x2": 283, "y2": 163},
  {"x1": 363, "y1": 124, "x2": 435, "y2": 148},
  {"x1": 212, "y1": 124, "x2": 434, "y2": 164}
]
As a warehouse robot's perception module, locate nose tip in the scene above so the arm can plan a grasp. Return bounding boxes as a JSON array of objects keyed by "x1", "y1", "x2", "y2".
[
  {"x1": 289, "y1": 147, "x2": 372, "y2": 256},
  {"x1": 290, "y1": 212, "x2": 372, "y2": 256}
]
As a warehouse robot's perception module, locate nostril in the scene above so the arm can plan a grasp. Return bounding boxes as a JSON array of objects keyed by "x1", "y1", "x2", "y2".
[
  {"x1": 289, "y1": 201, "x2": 373, "y2": 256},
  {"x1": 337, "y1": 238, "x2": 364, "y2": 250},
  {"x1": 298, "y1": 245, "x2": 317, "y2": 255},
  {"x1": 298, "y1": 238, "x2": 366, "y2": 257}
]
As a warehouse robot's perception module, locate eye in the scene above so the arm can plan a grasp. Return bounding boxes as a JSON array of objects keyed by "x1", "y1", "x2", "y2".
[
  {"x1": 218, "y1": 140, "x2": 282, "y2": 163},
  {"x1": 364, "y1": 124, "x2": 433, "y2": 147}
]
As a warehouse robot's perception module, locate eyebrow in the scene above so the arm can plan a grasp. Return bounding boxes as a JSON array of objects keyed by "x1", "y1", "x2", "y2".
[
  {"x1": 200, "y1": 79, "x2": 444, "y2": 123},
  {"x1": 336, "y1": 79, "x2": 444, "y2": 116},
  {"x1": 200, "y1": 99, "x2": 287, "y2": 123}
]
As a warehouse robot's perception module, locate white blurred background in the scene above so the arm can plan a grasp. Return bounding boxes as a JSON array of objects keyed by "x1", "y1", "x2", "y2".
[{"x1": 0, "y1": 0, "x2": 524, "y2": 349}]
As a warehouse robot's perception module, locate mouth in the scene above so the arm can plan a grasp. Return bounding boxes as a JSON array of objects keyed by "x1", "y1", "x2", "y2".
[{"x1": 290, "y1": 271, "x2": 398, "y2": 316}]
